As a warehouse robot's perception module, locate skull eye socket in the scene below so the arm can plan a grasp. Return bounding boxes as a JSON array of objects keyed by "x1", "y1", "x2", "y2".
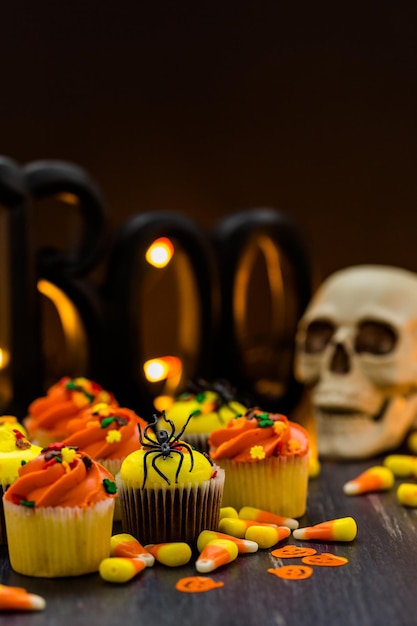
[
  {"x1": 304, "y1": 320, "x2": 334, "y2": 353},
  {"x1": 354, "y1": 320, "x2": 397, "y2": 355}
]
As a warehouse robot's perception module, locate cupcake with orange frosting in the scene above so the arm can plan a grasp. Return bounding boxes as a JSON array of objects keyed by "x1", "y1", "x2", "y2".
[
  {"x1": 4, "y1": 444, "x2": 117, "y2": 577},
  {"x1": 0, "y1": 422, "x2": 42, "y2": 544},
  {"x1": 61, "y1": 403, "x2": 148, "y2": 519},
  {"x1": 23, "y1": 376, "x2": 117, "y2": 447},
  {"x1": 209, "y1": 408, "x2": 310, "y2": 518},
  {"x1": 116, "y1": 411, "x2": 224, "y2": 545}
]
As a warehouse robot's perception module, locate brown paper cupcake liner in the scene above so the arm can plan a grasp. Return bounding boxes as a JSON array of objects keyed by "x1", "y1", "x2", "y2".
[{"x1": 116, "y1": 467, "x2": 225, "y2": 545}]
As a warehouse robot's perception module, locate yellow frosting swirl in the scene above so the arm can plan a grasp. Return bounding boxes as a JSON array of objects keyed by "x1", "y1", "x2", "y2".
[
  {"x1": 119, "y1": 444, "x2": 214, "y2": 489},
  {"x1": 0, "y1": 428, "x2": 42, "y2": 485},
  {"x1": 165, "y1": 390, "x2": 248, "y2": 434}
]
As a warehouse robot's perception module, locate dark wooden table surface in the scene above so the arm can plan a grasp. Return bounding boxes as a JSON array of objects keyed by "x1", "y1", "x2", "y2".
[{"x1": 1, "y1": 457, "x2": 417, "y2": 626}]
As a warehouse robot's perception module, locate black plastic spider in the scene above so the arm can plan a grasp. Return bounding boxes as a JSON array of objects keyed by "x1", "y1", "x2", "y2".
[
  {"x1": 187, "y1": 377, "x2": 251, "y2": 421},
  {"x1": 138, "y1": 410, "x2": 195, "y2": 488}
]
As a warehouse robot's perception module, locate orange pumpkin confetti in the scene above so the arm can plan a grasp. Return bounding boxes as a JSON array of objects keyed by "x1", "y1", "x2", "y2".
[
  {"x1": 301, "y1": 553, "x2": 348, "y2": 567},
  {"x1": 268, "y1": 565, "x2": 313, "y2": 580},
  {"x1": 176, "y1": 576, "x2": 224, "y2": 593},
  {"x1": 271, "y1": 545, "x2": 317, "y2": 558}
]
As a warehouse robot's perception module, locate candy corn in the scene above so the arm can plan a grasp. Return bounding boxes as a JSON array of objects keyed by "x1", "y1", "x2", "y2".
[
  {"x1": 343, "y1": 466, "x2": 394, "y2": 495},
  {"x1": 110, "y1": 533, "x2": 155, "y2": 566},
  {"x1": 145, "y1": 542, "x2": 192, "y2": 567},
  {"x1": 384, "y1": 455, "x2": 417, "y2": 478},
  {"x1": 406, "y1": 431, "x2": 417, "y2": 454},
  {"x1": 99, "y1": 557, "x2": 146, "y2": 583},
  {"x1": 292, "y1": 517, "x2": 358, "y2": 542},
  {"x1": 219, "y1": 506, "x2": 239, "y2": 520},
  {"x1": 195, "y1": 539, "x2": 239, "y2": 573},
  {"x1": 309, "y1": 455, "x2": 321, "y2": 479},
  {"x1": 245, "y1": 525, "x2": 291, "y2": 549},
  {"x1": 197, "y1": 529, "x2": 258, "y2": 554},
  {"x1": 0, "y1": 584, "x2": 45, "y2": 611},
  {"x1": 397, "y1": 483, "x2": 417, "y2": 507},
  {"x1": 238, "y1": 506, "x2": 299, "y2": 530},
  {"x1": 218, "y1": 517, "x2": 278, "y2": 538}
]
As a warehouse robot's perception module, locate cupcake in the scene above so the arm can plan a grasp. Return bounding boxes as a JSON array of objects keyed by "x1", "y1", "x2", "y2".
[
  {"x1": 116, "y1": 411, "x2": 225, "y2": 545},
  {"x1": 164, "y1": 378, "x2": 249, "y2": 452},
  {"x1": 23, "y1": 376, "x2": 117, "y2": 447},
  {"x1": 0, "y1": 425, "x2": 42, "y2": 544},
  {"x1": 4, "y1": 443, "x2": 117, "y2": 577},
  {"x1": 61, "y1": 403, "x2": 148, "y2": 520},
  {"x1": 209, "y1": 408, "x2": 310, "y2": 518}
]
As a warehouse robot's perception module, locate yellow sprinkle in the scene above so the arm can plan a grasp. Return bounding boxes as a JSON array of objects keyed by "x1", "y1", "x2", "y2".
[
  {"x1": 92, "y1": 403, "x2": 111, "y2": 416},
  {"x1": 73, "y1": 391, "x2": 90, "y2": 408},
  {"x1": 250, "y1": 445, "x2": 266, "y2": 460},
  {"x1": 287, "y1": 439, "x2": 301, "y2": 453},
  {"x1": 106, "y1": 430, "x2": 122, "y2": 443},
  {"x1": 273, "y1": 421, "x2": 286, "y2": 435},
  {"x1": 61, "y1": 447, "x2": 77, "y2": 464}
]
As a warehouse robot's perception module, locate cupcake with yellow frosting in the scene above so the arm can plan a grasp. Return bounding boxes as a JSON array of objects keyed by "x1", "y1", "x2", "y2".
[
  {"x1": 116, "y1": 411, "x2": 224, "y2": 545},
  {"x1": 0, "y1": 423, "x2": 42, "y2": 544},
  {"x1": 209, "y1": 408, "x2": 310, "y2": 518},
  {"x1": 23, "y1": 376, "x2": 117, "y2": 447},
  {"x1": 61, "y1": 403, "x2": 148, "y2": 520},
  {"x1": 164, "y1": 379, "x2": 249, "y2": 452},
  {"x1": 4, "y1": 444, "x2": 117, "y2": 577}
]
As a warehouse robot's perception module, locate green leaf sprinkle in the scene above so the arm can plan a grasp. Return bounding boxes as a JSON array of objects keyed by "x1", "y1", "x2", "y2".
[{"x1": 103, "y1": 478, "x2": 117, "y2": 494}]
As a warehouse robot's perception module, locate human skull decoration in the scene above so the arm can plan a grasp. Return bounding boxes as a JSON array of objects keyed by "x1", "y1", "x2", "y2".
[{"x1": 294, "y1": 265, "x2": 417, "y2": 459}]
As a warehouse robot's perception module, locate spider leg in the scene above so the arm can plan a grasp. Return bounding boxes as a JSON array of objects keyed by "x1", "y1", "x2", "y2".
[
  {"x1": 161, "y1": 411, "x2": 176, "y2": 440},
  {"x1": 175, "y1": 412, "x2": 195, "y2": 441},
  {"x1": 151, "y1": 452, "x2": 172, "y2": 486},
  {"x1": 141, "y1": 449, "x2": 156, "y2": 489},
  {"x1": 168, "y1": 448, "x2": 185, "y2": 484},
  {"x1": 177, "y1": 441, "x2": 195, "y2": 472},
  {"x1": 138, "y1": 415, "x2": 160, "y2": 446}
]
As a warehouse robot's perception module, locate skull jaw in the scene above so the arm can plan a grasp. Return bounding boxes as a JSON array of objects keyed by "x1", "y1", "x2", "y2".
[{"x1": 314, "y1": 395, "x2": 417, "y2": 459}]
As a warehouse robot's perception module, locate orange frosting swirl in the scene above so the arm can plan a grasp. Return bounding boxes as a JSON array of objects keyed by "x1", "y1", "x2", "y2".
[
  {"x1": 209, "y1": 408, "x2": 309, "y2": 463},
  {"x1": 24, "y1": 377, "x2": 117, "y2": 441},
  {"x1": 4, "y1": 444, "x2": 117, "y2": 508},
  {"x1": 61, "y1": 405, "x2": 148, "y2": 460}
]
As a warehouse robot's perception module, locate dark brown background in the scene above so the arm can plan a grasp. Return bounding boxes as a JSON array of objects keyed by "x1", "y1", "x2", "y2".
[{"x1": 1, "y1": 1, "x2": 416, "y2": 285}]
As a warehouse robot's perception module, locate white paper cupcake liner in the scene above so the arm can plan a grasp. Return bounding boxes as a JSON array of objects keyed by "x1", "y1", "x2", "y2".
[
  {"x1": 4, "y1": 498, "x2": 115, "y2": 577},
  {"x1": 217, "y1": 454, "x2": 309, "y2": 518}
]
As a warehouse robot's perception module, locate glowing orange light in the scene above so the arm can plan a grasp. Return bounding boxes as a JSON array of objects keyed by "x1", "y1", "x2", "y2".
[
  {"x1": 0, "y1": 348, "x2": 9, "y2": 370},
  {"x1": 143, "y1": 356, "x2": 182, "y2": 382},
  {"x1": 145, "y1": 237, "x2": 175, "y2": 268}
]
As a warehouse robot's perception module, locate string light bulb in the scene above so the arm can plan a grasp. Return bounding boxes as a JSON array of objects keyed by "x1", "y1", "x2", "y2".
[{"x1": 145, "y1": 237, "x2": 174, "y2": 268}]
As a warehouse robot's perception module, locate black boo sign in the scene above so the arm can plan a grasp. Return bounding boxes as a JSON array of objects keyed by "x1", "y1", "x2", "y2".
[{"x1": 0, "y1": 157, "x2": 312, "y2": 420}]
